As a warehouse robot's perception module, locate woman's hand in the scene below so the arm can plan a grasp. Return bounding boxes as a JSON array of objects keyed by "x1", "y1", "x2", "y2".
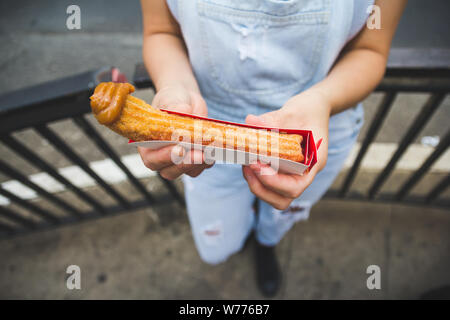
[
  {"x1": 138, "y1": 85, "x2": 213, "y2": 180},
  {"x1": 242, "y1": 89, "x2": 331, "y2": 210}
]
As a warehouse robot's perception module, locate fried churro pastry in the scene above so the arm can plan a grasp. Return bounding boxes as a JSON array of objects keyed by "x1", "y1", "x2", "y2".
[{"x1": 90, "y1": 82, "x2": 304, "y2": 162}]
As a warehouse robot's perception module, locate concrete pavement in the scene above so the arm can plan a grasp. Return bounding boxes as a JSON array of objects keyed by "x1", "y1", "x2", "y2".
[{"x1": 0, "y1": 177, "x2": 448, "y2": 299}]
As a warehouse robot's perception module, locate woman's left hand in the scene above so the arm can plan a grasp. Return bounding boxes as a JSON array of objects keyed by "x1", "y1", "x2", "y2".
[{"x1": 242, "y1": 88, "x2": 331, "y2": 210}]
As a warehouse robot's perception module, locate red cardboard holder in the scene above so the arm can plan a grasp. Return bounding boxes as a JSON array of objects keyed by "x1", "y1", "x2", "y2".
[{"x1": 129, "y1": 109, "x2": 319, "y2": 175}]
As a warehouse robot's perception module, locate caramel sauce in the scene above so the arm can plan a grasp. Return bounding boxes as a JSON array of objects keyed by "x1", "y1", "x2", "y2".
[{"x1": 89, "y1": 82, "x2": 135, "y2": 124}]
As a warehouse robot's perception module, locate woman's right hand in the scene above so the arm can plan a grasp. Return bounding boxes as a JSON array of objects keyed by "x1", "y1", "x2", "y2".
[{"x1": 138, "y1": 85, "x2": 213, "y2": 180}]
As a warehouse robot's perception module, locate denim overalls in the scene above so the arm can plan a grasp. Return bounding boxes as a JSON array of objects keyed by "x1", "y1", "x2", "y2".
[{"x1": 166, "y1": 0, "x2": 372, "y2": 264}]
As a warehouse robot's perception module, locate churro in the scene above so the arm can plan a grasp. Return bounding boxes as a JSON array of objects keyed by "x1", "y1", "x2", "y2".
[{"x1": 90, "y1": 82, "x2": 304, "y2": 162}]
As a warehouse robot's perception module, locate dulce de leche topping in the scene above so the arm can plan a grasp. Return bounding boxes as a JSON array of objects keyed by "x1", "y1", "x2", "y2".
[{"x1": 90, "y1": 82, "x2": 135, "y2": 124}]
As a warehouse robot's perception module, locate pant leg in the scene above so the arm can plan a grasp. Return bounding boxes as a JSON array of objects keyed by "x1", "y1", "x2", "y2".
[
  {"x1": 183, "y1": 163, "x2": 255, "y2": 265},
  {"x1": 256, "y1": 105, "x2": 364, "y2": 246}
]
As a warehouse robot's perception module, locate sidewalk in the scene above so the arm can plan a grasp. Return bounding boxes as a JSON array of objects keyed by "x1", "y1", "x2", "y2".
[
  {"x1": 0, "y1": 0, "x2": 449, "y2": 300},
  {"x1": 0, "y1": 182, "x2": 448, "y2": 299}
]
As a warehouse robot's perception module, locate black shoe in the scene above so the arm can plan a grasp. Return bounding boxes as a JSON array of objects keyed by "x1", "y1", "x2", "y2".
[{"x1": 254, "y1": 239, "x2": 282, "y2": 297}]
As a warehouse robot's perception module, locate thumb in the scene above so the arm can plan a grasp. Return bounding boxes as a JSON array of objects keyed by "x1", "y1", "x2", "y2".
[
  {"x1": 162, "y1": 103, "x2": 192, "y2": 114},
  {"x1": 245, "y1": 112, "x2": 280, "y2": 127},
  {"x1": 152, "y1": 95, "x2": 193, "y2": 113},
  {"x1": 151, "y1": 88, "x2": 194, "y2": 114}
]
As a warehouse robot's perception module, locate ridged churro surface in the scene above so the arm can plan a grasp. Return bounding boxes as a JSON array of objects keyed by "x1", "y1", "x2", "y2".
[{"x1": 90, "y1": 82, "x2": 304, "y2": 162}]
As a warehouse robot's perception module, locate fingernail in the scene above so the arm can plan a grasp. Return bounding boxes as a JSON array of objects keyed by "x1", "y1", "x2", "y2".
[
  {"x1": 171, "y1": 145, "x2": 185, "y2": 164},
  {"x1": 260, "y1": 165, "x2": 276, "y2": 176},
  {"x1": 173, "y1": 145, "x2": 185, "y2": 157},
  {"x1": 243, "y1": 167, "x2": 253, "y2": 181},
  {"x1": 250, "y1": 163, "x2": 260, "y2": 172}
]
